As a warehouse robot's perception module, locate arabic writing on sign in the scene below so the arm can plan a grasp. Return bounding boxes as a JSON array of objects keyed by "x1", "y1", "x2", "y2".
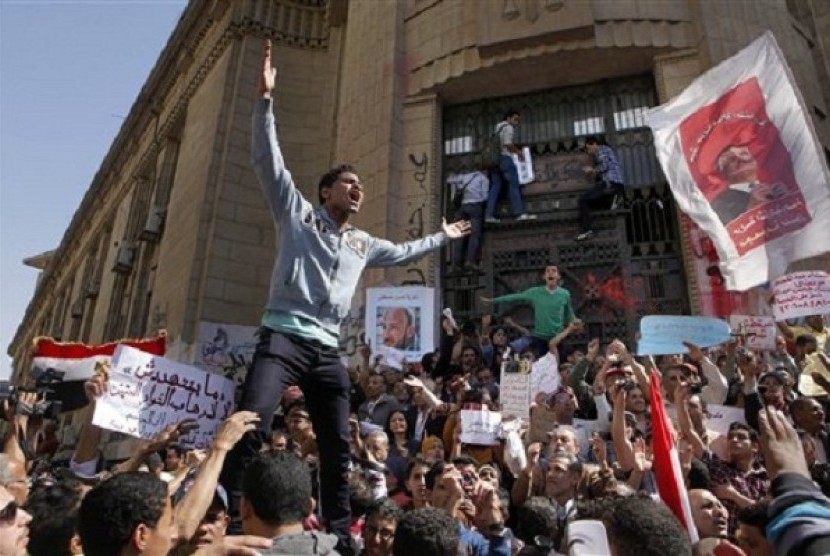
[
  {"x1": 93, "y1": 346, "x2": 236, "y2": 449},
  {"x1": 499, "y1": 371, "x2": 530, "y2": 420},
  {"x1": 772, "y1": 271, "x2": 830, "y2": 321},
  {"x1": 637, "y1": 315, "x2": 731, "y2": 356},
  {"x1": 459, "y1": 410, "x2": 502, "y2": 446},
  {"x1": 728, "y1": 315, "x2": 776, "y2": 350},
  {"x1": 727, "y1": 192, "x2": 811, "y2": 255}
]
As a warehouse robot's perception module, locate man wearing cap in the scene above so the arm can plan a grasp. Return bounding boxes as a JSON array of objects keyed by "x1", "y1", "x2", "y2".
[{"x1": 224, "y1": 41, "x2": 471, "y2": 553}]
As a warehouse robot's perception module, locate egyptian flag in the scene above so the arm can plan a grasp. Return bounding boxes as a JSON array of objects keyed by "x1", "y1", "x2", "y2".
[
  {"x1": 649, "y1": 370, "x2": 699, "y2": 542},
  {"x1": 30, "y1": 334, "x2": 166, "y2": 412}
]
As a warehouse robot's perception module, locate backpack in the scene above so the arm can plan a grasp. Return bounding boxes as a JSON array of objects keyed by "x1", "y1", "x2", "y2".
[
  {"x1": 451, "y1": 175, "x2": 476, "y2": 211},
  {"x1": 480, "y1": 122, "x2": 508, "y2": 170}
]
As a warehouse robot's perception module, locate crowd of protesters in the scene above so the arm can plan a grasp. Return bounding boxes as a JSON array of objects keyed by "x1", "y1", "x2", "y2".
[{"x1": 1, "y1": 307, "x2": 830, "y2": 555}]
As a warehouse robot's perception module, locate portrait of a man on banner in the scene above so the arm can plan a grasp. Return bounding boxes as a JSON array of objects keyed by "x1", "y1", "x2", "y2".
[{"x1": 680, "y1": 78, "x2": 811, "y2": 255}]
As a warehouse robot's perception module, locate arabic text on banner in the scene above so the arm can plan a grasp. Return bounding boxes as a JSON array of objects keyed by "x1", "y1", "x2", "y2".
[
  {"x1": 772, "y1": 271, "x2": 830, "y2": 321},
  {"x1": 645, "y1": 31, "x2": 830, "y2": 291},
  {"x1": 92, "y1": 345, "x2": 236, "y2": 449},
  {"x1": 530, "y1": 352, "x2": 561, "y2": 399},
  {"x1": 728, "y1": 315, "x2": 776, "y2": 350},
  {"x1": 499, "y1": 368, "x2": 531, "y2": 421},
  {"x1": 459, "y1": 409, "x2": 502, "y2": 446}
]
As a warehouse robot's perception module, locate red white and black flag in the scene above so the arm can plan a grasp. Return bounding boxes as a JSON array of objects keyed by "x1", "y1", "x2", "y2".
[
  {"x1": 645, "y1": 31, "x2": 830, "y2": 291},
  {"x1": 30, "y1": 334, "x2": 167, "y2": 411}
]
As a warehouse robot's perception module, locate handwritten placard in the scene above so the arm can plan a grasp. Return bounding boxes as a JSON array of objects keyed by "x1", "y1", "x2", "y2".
[
  {"x1": 637, "y1": 316, "x2": 731, "y2": 356},
  {"x1": 728, "y1": 315, "x2": 777, "y2": 350},
  {"x1": 459, "y1": 409, "x2": 502, "y2": 446},
  {"x1": 572, "y1": 419, "x2": 599, "y2": 461},
  {"x1": 500, "y1": 368, "x2": 531, "y2": 421},
  {"x1": 772, "y1": 271, "x2": 830, "y2": 321},
  {"x1": 93, "y1": 346, "x2": 236, "y2": 449},
  {"x1": 705, "y1": 404, "x2": 747, "y2": 436},
  {"x1": 530, "y1": 353, "x2": 560, "y2": 399}
]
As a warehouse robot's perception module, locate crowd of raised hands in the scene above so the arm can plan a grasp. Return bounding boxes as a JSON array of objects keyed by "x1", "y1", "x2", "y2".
[{"x1": 1, "y1": 312, "x2": 829, "y2": 556}]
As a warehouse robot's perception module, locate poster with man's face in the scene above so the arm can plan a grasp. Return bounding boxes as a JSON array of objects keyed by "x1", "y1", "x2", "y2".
[
  {"x1": 679, "y1": 78, "x2": 811, "y2": 256},
  {"x1": 365, "y1": 287, "x2": 435, "y2": 370}
]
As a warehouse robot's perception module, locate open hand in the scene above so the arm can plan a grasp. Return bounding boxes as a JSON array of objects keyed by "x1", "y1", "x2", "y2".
[
  {"x1": 682, "y1": 341, "x2": 703, "y2": 363},
  {"x1": 758, "y1": 406, "x2": 810, "y2": 479},
  {"x1": 214, "y1": 411, "x2": 260, "y2": 452},
  {"x1": 442, "y1": 218, "x2": 472, "y2": 239},
  {"x1": 258, "y1": 40, "x2": 277, "y2": 97}
]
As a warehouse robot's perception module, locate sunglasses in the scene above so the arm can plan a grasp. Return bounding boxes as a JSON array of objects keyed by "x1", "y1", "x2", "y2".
[{"x1": 0, "y1": 501, "x2": 18, "y2": 524}]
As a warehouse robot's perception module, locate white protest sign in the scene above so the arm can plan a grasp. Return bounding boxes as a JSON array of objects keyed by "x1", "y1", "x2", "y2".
[
  {"x1": 366, "y1": 287, "x2": 435, "y2": 370},
  {"x1": 705, "y1": 404, "x2": 746, "y2": 436},
  {"x1": 772, "y1": 271, "x2": 830, "y2": 321},
  {"x1": 728, "y1": 315, "x2": 777, "y2": 351},
  {"x1": 572, "y1": 419, "x2": 598, "y2": 461},
  {"x1": 500, "y1": 368, "x2": 531, "y2": 420},
  {"x1": 512, "y1": 147, "x2": 535, "y2": 185},
  {"x1": 460, "y1": 409, "x2": 502, "y2": 446},
  {"x1": 530, "y1": 353, "x2": 560, "y2": 399},
  {"x1": 93, "y1": 346, "x2": 236, "y2": 449}
]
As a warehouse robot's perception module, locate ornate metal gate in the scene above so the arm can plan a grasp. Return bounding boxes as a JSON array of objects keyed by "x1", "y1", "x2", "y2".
[{"x1": 441, "y1": 74, "x2": 690, "y2": 348}]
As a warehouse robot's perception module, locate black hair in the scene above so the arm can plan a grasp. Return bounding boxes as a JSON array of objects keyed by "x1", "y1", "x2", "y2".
[
  {"x1": 392, "y1": 507, "x2": 459, "y2": 556},
  {"x1": 796, "y1": 334, "x2": 817, "y2": 347},
  {"x1": 406, "y1": 456, "x2": 432, "y2": 481},
  {"x1": 581, "y1": 495, "x2": 692, "y2": 556},
  {"x1": 737, "y1": 500, "x2": 769, "y2": 529},
  {"x1": 451, "y1": 456, "x2": 476, "y2": 468},
  {"x1": 317, "y1": 163, "x2": 357, "y2": 204},
  {"x1": 26, "y1": 480, "x2": 83, "y2": 556},
  {"x1": 365, "y1": 497, "x2": 403, "y2": 523},
  {"x1": 78, "y1": 472, "x2": 168, "y2": 556},
  {"x1": 424, "y1": 460, "x2": 447, "y2": 491},
  {"x1": 584, "y1": 135, "x2": 601, "y2": 145},
  {"x1": 348, "y1": 469, "x2": 374, "y2": 519},
  {"x1": 728, "y1": 421, "x2": 759, "y2": 443},
  {"x1": 242, "y1": 451, "x2": 311, "y2": 526},
  {"x1": 687, "y1": 457, "x2": 711, "y2": 490},
  {"x1": 167, "y1": 444, "x2": 185, "y2": 458},
  {"x1": 516, "y1": 497, "x2": 557, "y2": 544},
  {"x1": 503, "y1": 108, "x2": 520, "y2": 120}
]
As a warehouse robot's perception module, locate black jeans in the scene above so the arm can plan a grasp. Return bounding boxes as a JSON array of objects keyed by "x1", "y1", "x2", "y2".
[
  {"x1": 219, "y1": 328, "x2": 352, "y2": 551},
  {"x1": 578, "y1": 179, "x2": 624, "y2": 232}
]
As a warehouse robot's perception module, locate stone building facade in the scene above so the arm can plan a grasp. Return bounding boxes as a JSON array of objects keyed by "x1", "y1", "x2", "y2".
[{"x1": 8, "y1": 0, "x2": 830, "y2": 389}]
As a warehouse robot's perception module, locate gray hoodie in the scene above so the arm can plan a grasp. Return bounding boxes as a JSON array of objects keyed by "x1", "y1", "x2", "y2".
[
  {"x1": 259, "y1": 530, "x2": 341, "y2": 555},
  {"x1": 251, "y1": 99, "x2": 446, "y2": 338}
]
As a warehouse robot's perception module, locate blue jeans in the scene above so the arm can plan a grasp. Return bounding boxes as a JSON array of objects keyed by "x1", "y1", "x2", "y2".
[
  {"x1": 452, "y1": 202, "x2": 484, "y2": 263},
  {"x1": 486, "y1": 155, "x2": 524, "y2": 218},
  {"x1": 220, "y1": 328, "x2": 352, "y2": 552}
]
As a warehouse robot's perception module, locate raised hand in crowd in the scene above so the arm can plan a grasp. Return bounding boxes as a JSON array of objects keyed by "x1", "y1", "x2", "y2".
[
  {"x1": 3, "y1": 390, "x2": 39, "y2": 464},
  {"x1": 758, "y1": 406, "x2": 810, "y2": 479},
  {"x1": 175, "y1": 411, "x2": 261, "y2": 550},
  {"x1": 590, "y1": 432, "x2": 608, "y2": 469},
  {"x1": 258, "y1": 39, "x2": 276, "y2": 97},
  {"x1": 71, "y1": 372, "x2": 110, "y2": 471}
]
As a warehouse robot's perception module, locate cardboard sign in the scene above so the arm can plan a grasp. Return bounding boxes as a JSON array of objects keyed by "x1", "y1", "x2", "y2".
[
  {"x1": 705, "y1": 404, "x2": 747, "y2": 436},
  {"x1": 529, "y1": 404, "x2": 558, "y2": 444},
  {"x1": 772, "y1": 271, "x2": 830, "y2": 321},
  {"x1": 637, "y1": 315, "x2": 731, "y2": 356},
  {"x1": 728, "y1": 315, "x2": 777, "y2": 350},
  {"x1": 93, "y1": 346, "x2": 236, "y2": 449},
  {"x1": 459, "y1": 409, "x2": 502, "y2": 446},
  {"x1": 500, "y1": 368, "x2": 531, "y2": 421}
]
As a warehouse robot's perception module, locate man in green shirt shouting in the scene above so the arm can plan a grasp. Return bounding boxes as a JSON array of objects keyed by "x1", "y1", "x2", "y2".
[{"x1": 482, "y1": 264, "x2": 580, "y2": 356}]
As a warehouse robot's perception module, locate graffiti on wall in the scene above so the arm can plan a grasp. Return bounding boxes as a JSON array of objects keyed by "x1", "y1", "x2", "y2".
[{"x1": 194, "y1": 321, "x2": 258, "y2": 388}]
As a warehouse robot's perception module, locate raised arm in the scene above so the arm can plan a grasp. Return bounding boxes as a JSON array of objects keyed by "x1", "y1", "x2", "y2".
[
  {"x1": 250, "y1": 40, "x2": 307, "y2": 223},
  {"x1": 685, "y1": 341, "x2": 727, "y2": 405},
  {"x1": 674, "y1": 382, "x2": 705, "y2": 459}
]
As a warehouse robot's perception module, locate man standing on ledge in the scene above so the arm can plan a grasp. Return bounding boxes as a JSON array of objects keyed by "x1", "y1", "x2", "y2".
[
  {"x1": 220, "y1": 40, "x2": 471, "y2": 554},
  {"x1": 481, "y1": 264, "x2": 579, "y2": 357}
]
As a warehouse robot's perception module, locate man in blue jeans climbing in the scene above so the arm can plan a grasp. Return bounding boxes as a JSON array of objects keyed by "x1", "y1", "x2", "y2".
[
  {"x1": 485, "y1": 109, "x2": 536, "y2": 223},
  {"x1": 220, "y1": 40, "x2": 471, "y2": 555},
  {"x1": 576, "y1": 136, "x2": 625, "y2": 241}
]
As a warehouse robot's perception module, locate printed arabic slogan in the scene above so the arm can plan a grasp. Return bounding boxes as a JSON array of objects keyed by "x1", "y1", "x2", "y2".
[
  {"x1": 646, "y1": 31, "x2": 830, "y2": 291},
  {"x1": 92, "y1": 345, "x2": 236, "y2": 449},
  {"x1": 365, "y1": 287, "x2": 435, "y2": 370}
]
